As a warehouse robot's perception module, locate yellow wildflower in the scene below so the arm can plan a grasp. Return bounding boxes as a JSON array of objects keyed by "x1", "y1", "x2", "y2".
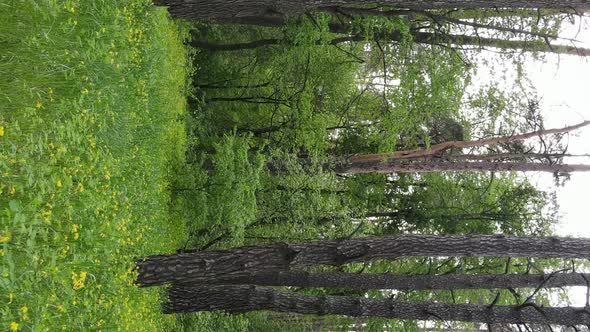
[
  {"x1": 77, "y1": 183, "x2": 85, "y2": 193},
  {"x1": 35, "y1": 101, "x2": 43, "y2": 109},
  {"x1": 42, "y1": 209, "x2": 52, "y2": 223},
  {"x1": 9, "y1": 185, "x2": 16, "y2": 195},
  {"x1": 9, "y1": 321, "x2": 19, "y2": 331},
  {"x1": 0, "y1": 126, "x2": 4, "y2": 137},
  {"x1": 19, "y1": 306, "x2": 28, "y2": 321},
  {"x1": 56, "y1": 180, "x2": 62, "y2": 188},
  {"x1": 72, "y1": 224, "x2": 80, "y2": 240},
  {"x1": 57, "y1": 305, "x2": 65, "y2": 313},
  {"x1": 71, "y1": 271, "x2": 87, "y2": 290},
  {"x1": 0, "y1": 234, "x2": 10, "y2": 243}
]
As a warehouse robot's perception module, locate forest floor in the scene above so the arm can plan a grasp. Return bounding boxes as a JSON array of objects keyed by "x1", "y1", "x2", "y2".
[{"x1": 0, "y1": 1, "x2": 191, "y2": 330}]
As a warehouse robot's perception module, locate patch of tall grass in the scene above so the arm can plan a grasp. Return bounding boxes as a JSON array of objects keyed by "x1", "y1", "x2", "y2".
[{"x1": 0, "y1": 0, "x2": 190, "y2": 330}]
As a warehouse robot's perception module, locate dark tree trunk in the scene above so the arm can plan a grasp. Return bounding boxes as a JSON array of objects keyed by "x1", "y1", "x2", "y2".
[
  {"x1": 154, "y1": 1, "x2": 590, "y2": 20},
  {"x1": 191, "y1": 27, "x2": 590, "y2": 57},
  {"x1": 191, "y1": 38, "x2": 280, "y2": 51},
  {"x1": 176, "y1": 270, "x2": 590, "y2": 291},
  {"x1": 164, "y1": 285, "x2": 590, "y2": 326},
  {"x1": 136, "y1": 234, "x2": 590, "y2": 287}
]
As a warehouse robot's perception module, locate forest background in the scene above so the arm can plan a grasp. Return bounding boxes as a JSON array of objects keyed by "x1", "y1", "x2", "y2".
[{"x1": 2, "y1": 0, "x2": 590, "y2": 331}]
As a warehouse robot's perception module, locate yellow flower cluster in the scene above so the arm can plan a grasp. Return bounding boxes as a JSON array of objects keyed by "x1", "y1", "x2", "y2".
[
  {"x1": 0, "y1": 234, "x2": 10, "y2": 243},
  {"x1": 20, "y1": 306, "x2": 28, "y2": 321},
  {"x1": 71, "y1": 271, "x2": 87, "y2": 290},
  {"x1": 72, "y1": 224, "x2": 80, "y2": 240}
]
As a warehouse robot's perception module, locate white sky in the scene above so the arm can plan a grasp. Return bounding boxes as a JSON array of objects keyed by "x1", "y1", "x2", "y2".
[
  {"x1": 524, "y1": 19, "x2": 590, "y2": 238},
  {"x1": 461, "y1": 16, "x2": 590, "y2": 307},
  {"x1": 469, "y1": 17, "x2": 590, "y2": 236},
  {"x1": 516, "y1": 17, "x2": 590, "y2": 306}
]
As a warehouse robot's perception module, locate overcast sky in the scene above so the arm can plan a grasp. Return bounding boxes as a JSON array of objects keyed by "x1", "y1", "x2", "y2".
[
  {"x1": 459, "y1": 15, "x2": 590, "y2": 307},
  {"x1": 525, "y1": 18, "x2": 590, "y2": 238},
  {"x1": 518, "y1": 17, "x2": 590, "y2": 306}
]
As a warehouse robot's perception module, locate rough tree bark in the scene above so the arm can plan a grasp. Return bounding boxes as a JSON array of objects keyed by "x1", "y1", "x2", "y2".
[
  {"x1": 192, "y1": 27, "x2": 590, "y2": 57},
  {"x1": 335, "y1": 159, "x2": 590, "y2": 174},
  {"x1": 174, "y1": 270, "x2": 590, "y2": 291},
  {"x1": 163, "y1": 285, "x2": 590, "y2": 327},
  {"x1": 136, "y1": 234, "x2": 590, "y2": 287},
  {"x1": 154, "y1": 1, "x2": 590, "y2": 20}
]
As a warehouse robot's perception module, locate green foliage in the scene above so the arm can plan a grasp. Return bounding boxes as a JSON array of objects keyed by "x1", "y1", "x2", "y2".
[
  {"x1": 174, "y1": 133, "x2": 264, "y2": 248},
  {"x1": 176, "y1": 9, "x2": 567, "y2": 330},
  {"x1": 0, "y1": 0, "x2": 191, "y2": 330}
]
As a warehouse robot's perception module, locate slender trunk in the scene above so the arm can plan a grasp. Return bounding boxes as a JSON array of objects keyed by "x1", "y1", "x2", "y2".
[
  {"x1": 413, "y1": 31, "x2": 590, "y2": 56},
  {"x1": 191, "y1": 29, "x2": 590, "y2": 56},
  {"x1": 191, "y1": 38, "x2": 280, "y2": 51},
  {"x1": 164, "y1": 285, "x2": 590, "y2": 326},
  {"x1": 190, "y1": 13, "x2": 590, "y2": 56},
  {"x1": 196, "y1": 81, "x2": 271, "y2": 89},
  {"x1": 175, "y1": 270, "x2": 590, "y2": 291},
  {"x1": 351, "y1": 120, "x2": 590, "y2": 163},
  {"x1": 364, "y1": 211, "x2": 516, "y2": 222},
  {"x1": 335, "y1": 8, "x2": 559, "y2": 40},
  {"x1": 439, "y1": 153, "x2": 588, "y2": 161},
  {"x1": 237, "y1": 121, "x2": 295, "y2": 136},
  {"x1": 136, "y1": 234, "x2": 590, "y2": 286},
  {"x1": 154, "y1": 1, "x2": 590, "y2": 20},
  {"x1": 337, "y1": 159, "x2": 590, "y2": 174}
]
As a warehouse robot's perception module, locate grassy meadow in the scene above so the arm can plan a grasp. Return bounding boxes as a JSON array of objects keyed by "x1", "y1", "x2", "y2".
[{"x1": 0, "y1": 0, "x2": 191, "y2": 330}]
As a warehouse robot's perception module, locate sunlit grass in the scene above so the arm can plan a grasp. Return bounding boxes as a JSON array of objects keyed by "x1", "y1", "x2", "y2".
[{"x1": 0, "y1": 0, "x2": 190, "y2": 330}]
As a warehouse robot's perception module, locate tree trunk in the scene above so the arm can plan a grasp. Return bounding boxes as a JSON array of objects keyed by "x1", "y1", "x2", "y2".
[
  {"x1": 191, "y1": 38, "x2": 281, "y2": 51},
  {"x1": 164, "y1": 285, "x2": 590, "y2": 326},
  {"x1": 336, "y1": 159, "x2": 590, "y2": 174},
  {"x1": 191, "y1": 29, "x2": 590, "y2": 57},
  {"x1": 136, "y1": 234, "x2": 590, "y2": 286},
  {"x1": 415, "y1": 31, "x2": 590, "y2": 56},
  {"x1": 364, "y1": 211, "x2": 515, "y2": 221},
  {"x1": 176, "y1": 270, "x2": 590, "y2": 291},
  {"x1": 351, "y1": 120, "x2": 590, "y2": 163},
  {"x1": 154, "y1": 1, "x2": 590, "y2": 20}
]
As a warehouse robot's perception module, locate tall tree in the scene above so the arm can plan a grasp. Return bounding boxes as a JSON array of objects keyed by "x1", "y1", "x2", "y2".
[
  {"x1": 164, "y1": 284, "x2": 590, "y2": 327},
  {"x1": 154, "y1": 1, "x2": 590, "y2": 20},
  {"x1": 350, "y1": 120, "x2": 590, "y2": 163},
  {"x1": 331, "y1": 120, "x2": 590, "y2": 174},
  {"x1": 191, "y1": 26, "x2": 590, "y2": 57},
  {"x1": 334, "y1": 159, "x2": 590, "y2": 174},
  {"x1": 172, "y1": 269, "x2": 590, "y2": 291},
  {"x1": 136, "y1": 234, "x2": 590, "y2": 286}
]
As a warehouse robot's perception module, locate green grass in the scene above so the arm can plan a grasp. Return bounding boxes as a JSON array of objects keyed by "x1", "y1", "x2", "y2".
[{"x1": 0, "y1": 0, "x2": 190, "y2": 330}]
